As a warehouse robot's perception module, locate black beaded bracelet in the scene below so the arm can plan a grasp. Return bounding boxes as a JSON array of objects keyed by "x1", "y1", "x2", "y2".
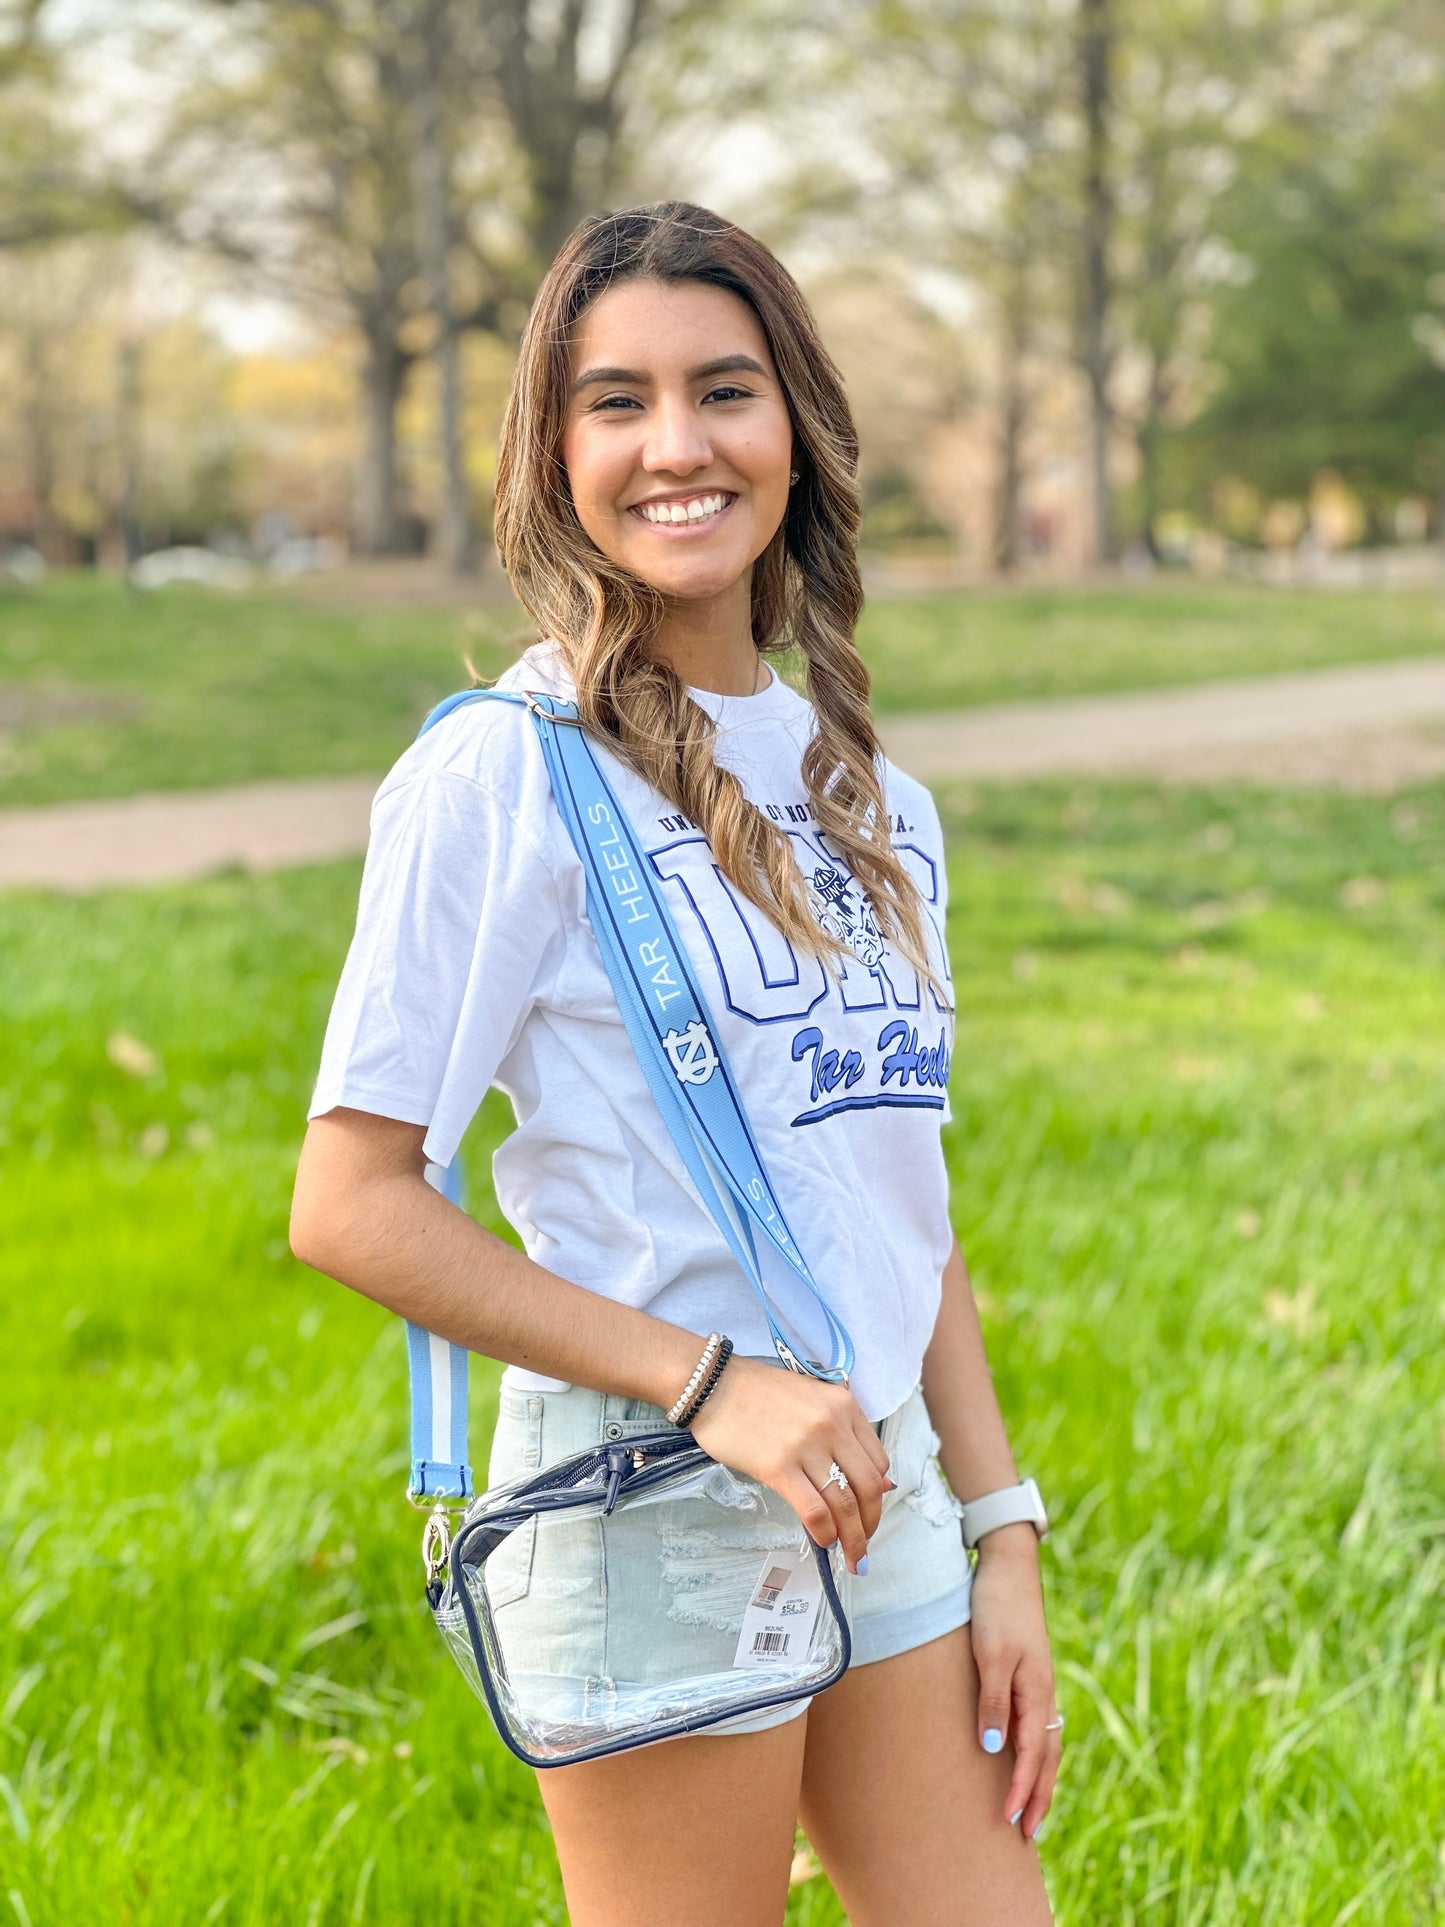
[{"x1": 675, "y1": 1335, "x2": 734, "y2": 1428}]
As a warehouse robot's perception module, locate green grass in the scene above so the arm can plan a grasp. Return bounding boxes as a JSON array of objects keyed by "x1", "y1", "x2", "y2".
[
  {"x1": 5, "y1": 574, "x2": 1445, "y2": 805},
  {"x1": 2, "y1": 775, "x2": 1444, "y2": 1922},
  {"x1": 0, "y1": 576, "x2": 519, "y2": 808},
  {"x1": 855, "y1": 579, "x2": 1445, "y2": 711}
]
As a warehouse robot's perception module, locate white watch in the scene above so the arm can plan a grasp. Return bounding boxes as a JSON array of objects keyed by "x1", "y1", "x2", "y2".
[{"x1": 957, "y1": 1476, "x2": 1050, "y2": 1549}]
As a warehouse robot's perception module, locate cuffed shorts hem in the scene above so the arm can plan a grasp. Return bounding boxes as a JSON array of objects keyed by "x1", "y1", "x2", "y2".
[
  {"x1": 846, "y1": 1575, "x2": 973, "y2": 1668},
  {"x1": 699, "y1": 1579, "x2": 974, "y2": 1737}
]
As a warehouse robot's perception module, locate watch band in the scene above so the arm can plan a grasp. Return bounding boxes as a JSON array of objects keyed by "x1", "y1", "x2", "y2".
[{"x1": 958, "y1": 1476, "x2": 1049, "y2": 1549}]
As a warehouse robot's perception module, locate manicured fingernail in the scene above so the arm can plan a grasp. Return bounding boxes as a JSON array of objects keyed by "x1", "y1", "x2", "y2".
[
  {"x1": 855, "y1": 1554, "x2": 869, "y2": 1576},
  {"x1": 981, "y1": 1727, "x2": 1003, "y2": 1754},
  {"x1": 1009, "y1": 1808, "x2": 1023, "y2": 1826},
  {"x1": 1031, "y1": 1820, "x2": 1049, "y2": 1843},
  {"x1": 883, "y1": 1477, "x2": 897, "y2": 1490}
]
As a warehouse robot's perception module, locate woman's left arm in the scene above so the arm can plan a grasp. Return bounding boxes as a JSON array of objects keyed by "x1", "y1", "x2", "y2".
[{"x1": 921, "y1": 1232, "x2": 1060, "y2": 1840}]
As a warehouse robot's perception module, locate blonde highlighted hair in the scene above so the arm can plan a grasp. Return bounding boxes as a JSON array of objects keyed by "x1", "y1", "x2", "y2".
[{"x1": 492, "y1": 200, "x2": 944, "y2": 992}]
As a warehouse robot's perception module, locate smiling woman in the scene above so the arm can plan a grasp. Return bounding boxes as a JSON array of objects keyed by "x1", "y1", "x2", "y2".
[
  {"x1": 492, "y1": 206, "x2": 940, "y2": 986},
  {"x1": 294, "y1": 202, "x2": 1058, "y2": 1927}
]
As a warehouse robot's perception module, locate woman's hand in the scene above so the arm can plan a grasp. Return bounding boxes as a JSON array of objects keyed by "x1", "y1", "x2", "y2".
[
  {"x1": 967, "y1": 1525, "x2": 1060, "y2": 1840},
  {"x1": 686, "y1": 1356, "x2": 895, "y2": 1575}
]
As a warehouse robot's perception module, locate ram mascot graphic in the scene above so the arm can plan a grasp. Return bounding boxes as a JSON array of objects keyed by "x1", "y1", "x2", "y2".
[{"x1": 807, "y1": 863, "x2": 885, "y2": 970}]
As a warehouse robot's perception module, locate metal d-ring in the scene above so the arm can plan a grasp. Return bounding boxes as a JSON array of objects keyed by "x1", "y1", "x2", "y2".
[{"x1": 520, "y1": 690, "x2": 587, "y2": 726}]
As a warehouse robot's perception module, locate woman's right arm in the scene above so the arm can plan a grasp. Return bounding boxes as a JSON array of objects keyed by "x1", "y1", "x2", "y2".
[{"x1": 289, "y1": 1104, "x2": 891, "y2": 1572}]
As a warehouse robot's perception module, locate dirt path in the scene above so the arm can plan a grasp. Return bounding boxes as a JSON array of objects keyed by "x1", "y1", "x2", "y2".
[
  {"x1": 0, "y1": 775, "x2": 382, "y2": 891},
  {"x1": 877, "y1": 657, "x2": 1445, "y2": 790},
  {"x1": 4, "y1": 657, "x2": 1445, "y2": 890}
]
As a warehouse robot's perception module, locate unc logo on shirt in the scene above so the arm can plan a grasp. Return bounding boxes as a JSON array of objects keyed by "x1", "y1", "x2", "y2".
[
  {"x1": 649, "y1": 826, "x2": 951, "y2": 1027},
  {"x1": 663, "y1": 1020, "x2": 720, "y2": 1086},
  {"x1": 807, "y1": 864, "x2": 885, "y2": 970}
]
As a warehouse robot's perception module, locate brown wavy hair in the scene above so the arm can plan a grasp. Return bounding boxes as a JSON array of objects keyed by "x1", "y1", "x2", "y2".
[{"x1": 492, "y1": 199, "x2": 944, "y2": 993}]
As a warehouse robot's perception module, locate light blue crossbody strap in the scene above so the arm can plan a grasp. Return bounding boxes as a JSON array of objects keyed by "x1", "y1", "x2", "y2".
[
  {"x1": 524, "y1": 692, "x2": 854, "y2": 1382},
  {"x1": 403, "y1": 689, "x2": 530, "y2": 1499},
  {"x1": 405, "y1": 1156, "x2": 473, "y2": 1499},
  {"x1": 402, "y1": 685, "x2": 854, "y2": 1501}
]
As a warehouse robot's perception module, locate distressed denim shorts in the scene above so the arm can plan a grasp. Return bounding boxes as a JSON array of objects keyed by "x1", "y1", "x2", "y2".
[{"x1": 484, "y1": 1365, "x2": 975, "y2": 1740}]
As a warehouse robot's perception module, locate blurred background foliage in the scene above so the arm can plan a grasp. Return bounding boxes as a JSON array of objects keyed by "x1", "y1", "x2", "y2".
[{"x1": 1, "y1": 0, "x2": 1444, "y2": 580}]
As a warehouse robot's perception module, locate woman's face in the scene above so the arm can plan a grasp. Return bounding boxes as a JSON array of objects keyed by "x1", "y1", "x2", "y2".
[{"x1": 559, "y1": 276, "x2": 796, "y2": 603}]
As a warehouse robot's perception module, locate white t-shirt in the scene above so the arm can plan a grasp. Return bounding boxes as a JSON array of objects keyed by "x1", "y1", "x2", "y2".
[{"x1": 307, "y1": 640, "x2": 957, "y2": 1420}]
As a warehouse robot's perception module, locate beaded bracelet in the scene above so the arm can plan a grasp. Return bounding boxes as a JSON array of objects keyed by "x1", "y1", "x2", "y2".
[
  {"x1": 666, "y1": 1332, "x2": 723, "y2": 1426},
  {"x1": 675, "y1": 1335, "x2": 734, "y2": 1429}
]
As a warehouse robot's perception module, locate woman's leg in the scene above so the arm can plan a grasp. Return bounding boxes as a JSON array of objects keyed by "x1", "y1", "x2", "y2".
[
  {"x1": 798, "y1": 1625, "x2": 1055, "y2": 1926},
  {"x1": 537, "y1": 1714, "x2": 809, "y2": 1927}
]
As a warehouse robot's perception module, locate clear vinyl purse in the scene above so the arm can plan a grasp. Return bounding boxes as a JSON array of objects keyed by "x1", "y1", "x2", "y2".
[
  {"x1": 426, "y1": 1422, "x2": 851, "y2": 1767},
  {"x1": 402, "y1": 687, "x2": 859, "y2": 1767}
]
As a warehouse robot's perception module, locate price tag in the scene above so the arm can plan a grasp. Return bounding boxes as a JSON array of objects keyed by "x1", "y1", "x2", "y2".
[{"x1": 732, "y1": 1547, "x2": 824, "y2": 1669}]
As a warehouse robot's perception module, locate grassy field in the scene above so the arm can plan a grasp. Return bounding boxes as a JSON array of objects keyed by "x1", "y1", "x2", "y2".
[
  {"x1": 4, "y1": 573, "x2": 1445, "y2": 805},
  {"x1": 2, "y1": 770, "x2": 1443, "y2": 1923}
]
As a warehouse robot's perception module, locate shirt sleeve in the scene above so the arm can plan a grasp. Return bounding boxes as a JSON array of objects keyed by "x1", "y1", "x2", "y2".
[{"x1": 307, "y1": 765, "x2": 564, "y2": 1171}]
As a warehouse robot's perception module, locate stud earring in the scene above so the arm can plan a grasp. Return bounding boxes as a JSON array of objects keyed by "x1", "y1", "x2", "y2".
[{"x1": 789, "y1": 468, "x2": 800, "y2": 484}]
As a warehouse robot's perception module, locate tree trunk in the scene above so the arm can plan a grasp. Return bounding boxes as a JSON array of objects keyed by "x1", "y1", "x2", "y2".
[
  {"x1": 1138, "y1": 415, "x2": 1161, "y2": 561},
  {"x1": 22, "y1": 326, "x2": 63, "y2": 565},
  {"x1": 995, "y1": 322, "x2": 1027, "y2": 575},
  {"x1": 354, "y1": 326, "x2": 407, "y2": 557},
  {"x1": 1138, "y1": 354, "x2": 1170, "y2": 562},
  {"x1": 115, "y1": 334, "x2": 144, "y2": 567},
  {"x1": 409, "y1": 6, "x2": 476, "y2": 576},
  {"x1": 1079, "y1": 0, "x2": 1116, "y2": 566},
  {"x1": 994, "y1": 269, "x2": 1032, "y2": 570}
]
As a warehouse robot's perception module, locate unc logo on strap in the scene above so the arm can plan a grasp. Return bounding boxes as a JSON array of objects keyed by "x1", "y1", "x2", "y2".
[{"x1": 663, "y1": 1020, "x2": 719, "y2": 1086}]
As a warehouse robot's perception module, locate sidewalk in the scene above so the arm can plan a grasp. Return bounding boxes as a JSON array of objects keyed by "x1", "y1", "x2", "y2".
[
  {"x1": 0, "y1": 775, "x2": 380, "y2": 890},
  {"x1": 4, "y1": 657, "x2": 1445, "y2": 890},
  {"x1": 878, "y1": 656, "x2": 1445, "y2": 788}
]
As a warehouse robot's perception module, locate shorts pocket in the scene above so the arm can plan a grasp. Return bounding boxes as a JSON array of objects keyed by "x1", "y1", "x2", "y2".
[
  {"x1": 484, "y1": 1393, "x2": 543, "y2": 1609},
  {"x1": 895, "y1": 1387, "x2": 960, "y2": 1531},
  {"x1": 484, "y1": 1516, "x2": 537, "y2": 1611}
]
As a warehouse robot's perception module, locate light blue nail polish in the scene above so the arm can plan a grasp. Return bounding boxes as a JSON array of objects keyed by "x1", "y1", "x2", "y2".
[
  {"x1": 856, "y1": 1554, "x2": 869, "y2": 1576},
  {"x1": 1032, "y1": 1820, "x2": 1049, "y2": 1844},
  {"x1": 1009, "y1": 1808, "x2": 1023, "y2": 1826},
  {"x1": 982, "y1": 1727, "x2": 1004, "y2": 1754}
]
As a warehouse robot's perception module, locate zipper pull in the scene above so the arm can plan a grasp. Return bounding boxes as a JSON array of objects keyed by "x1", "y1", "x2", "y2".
[{"x1": 601, "y1": 1443, "x2": 630, "y2": 1516}]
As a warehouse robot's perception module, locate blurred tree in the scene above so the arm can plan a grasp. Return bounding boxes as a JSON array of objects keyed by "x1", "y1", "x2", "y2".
[
  {"x1": 155, "y1": 3, "x2": 442, "y2": 555},
  {"x1": 842, "y1": 1, "x2": 1073, "y2": 572},
  {"x1": 1175, "y1": 4, "x2": 1445, "y2": 535},
  {"x1": 799, "y1": 0, "x2": 1081, "y2": 570},
  {"x1": 400, "y1": 0, "x2": 476, "y2": 574},
  {"x1": 770, "y1": 0, "x2": 1320, "y2": 569},
  {"x1": 1106, "y1": 0, "x2": 1288, "y2": 557},
  {"x1": 400, "y1": 0, "x2": 678, "y2": 574},
  {"x1": 0, "y1": 2, "x2": 159, "y2": 560},
  {"x1": 152, "y1": 0, "x2": 693, "y2": 562},
  {"x1": 0, "y1": 0, "x2": 147, "y2": 252},
  {"x1": 490, "y1": 0, "x2": 666, "y2": 267},
  {"x1": 1077, "y1": 0, "x2": 1115, "y2": 562}
]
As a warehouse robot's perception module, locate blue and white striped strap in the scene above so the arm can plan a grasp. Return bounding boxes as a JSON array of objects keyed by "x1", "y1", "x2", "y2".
[
  {"x1": 406, "y1": 1156, "x2": 473, "y2": 1500},
  {"x1": 402, "y1": 685, "x2": 856, "y2": 1502}
]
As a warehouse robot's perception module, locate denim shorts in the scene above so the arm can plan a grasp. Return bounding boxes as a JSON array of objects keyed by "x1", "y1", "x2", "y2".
[{"x1": 484, "y1": 1365, "x2": 974, "y2": 1739}]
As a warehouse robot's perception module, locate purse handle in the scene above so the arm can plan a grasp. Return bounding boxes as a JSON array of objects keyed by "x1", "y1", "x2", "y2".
[{"x1": 404, "y1": 686, "x2": 856, "y2": 1502}]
